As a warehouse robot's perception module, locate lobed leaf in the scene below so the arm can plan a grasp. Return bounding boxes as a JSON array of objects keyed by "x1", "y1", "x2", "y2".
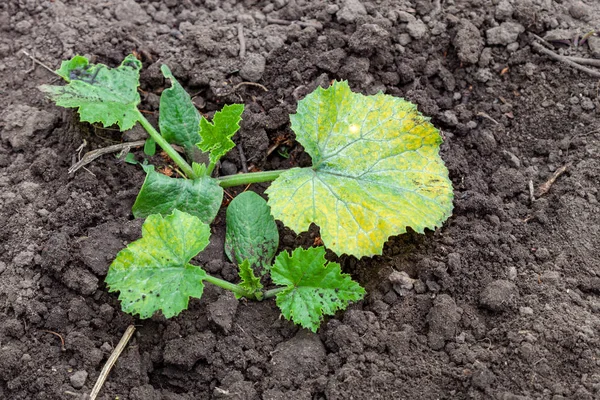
[
  {"x1": 197, "y1": 104, "x2": 244, "y2": 165},
  {"x1": 271, "y1": 246, "x2": 365, "y2": 332},
  {"x1": 105, "y1": 210, "x2": 210, "y2": 319},
  {"x1": 40, "y1": 54, "x2": 142, "y2": 131},
  {"x1": 132, "y1": 164, "x2": 223, "y2": 223},
  {"x1": 266, "y1": 81, "x2": 454, "y2": 258},
  {"x1": 159, "y1": 65, "x2": 202, "y2": 151},
  {"x1": 225, "y1": 191, "x2": 279, "y2": 273},
  {"x1": 237, "y1": 259, "x2": 263, "y2": 300}
]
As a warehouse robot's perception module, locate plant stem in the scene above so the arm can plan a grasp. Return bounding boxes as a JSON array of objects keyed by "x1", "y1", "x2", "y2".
[
  {"x1": 136, "y1": 111, "x2": 196, "y2": 178},
  {"x1": 217, "y1": 169, "x2": 287, "y2": 188},
  {"x1": 203, "y1": 274, "x2": 255, "y2": 299},
  {"x1": 263, "y1": 287, "x2": 287, "y2": 299}
]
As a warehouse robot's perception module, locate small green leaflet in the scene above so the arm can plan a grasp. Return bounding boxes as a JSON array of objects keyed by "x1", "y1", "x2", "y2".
[
  {"x1": 237, "y1": 259, "x2": 263, "y2": 300},
  {"x1": 105, "y1": 210, "x2": 210, "y2": 319},
  {"x1": 159, "y1": 65, "x2": 202, "y2": 151},
  {"x1": 225, "y1": 191, "x2": 279, "y2": 274},
  {"x1": 197, "y1": 104, "x2": 244, "y2": 165},
  {"x1": 271, "y1": 246, "x2": 365, "y2": 332},
  {"x1": 132, "y1": 164, "x2": 223, "y2": 223},
  {"x1": 40, "y1": 54, "x2": 142, "y2": 131},
  {"x1": 144, "y1": 137, "x2": 156, "y2": 156},
  {"x1": 266, "y1": 81, "x2": 454, "y2": 258}
]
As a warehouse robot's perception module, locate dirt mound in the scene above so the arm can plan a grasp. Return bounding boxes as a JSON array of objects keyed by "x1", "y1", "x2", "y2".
[{"x1": 1, "y1": 0, "x2": 599, "y2": 399}]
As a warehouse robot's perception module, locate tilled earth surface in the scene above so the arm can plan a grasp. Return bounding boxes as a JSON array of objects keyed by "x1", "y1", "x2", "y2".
[{"x1": 1, "y1": 0, "x2": 600, "y2": 399}]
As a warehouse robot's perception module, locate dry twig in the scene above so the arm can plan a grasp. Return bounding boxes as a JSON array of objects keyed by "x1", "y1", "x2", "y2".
[
  {"x1": 266, "y1": 16, "x2": 321, "y2": 29},
  {"x1": 69, "y1": 140, "x2": 145, "y2": 174},
  {"x1": 21, "y1": 50, "x2": 61, "y2": 77},
  {"x1": 535, "y1": 163, "x2": 571, "y2": 198},
  {"x1": 40, "y1": 329, "x2": 66, "y2": 352},
  {"x1": 88, "y1": 325, "x2": 136, "y2": 400},
  {"x1": 531, "y1": 42, "x2": 600, "y2": 78},
  {"x1": 215, "y1": 81, "x2": 268, "y2": 97},
  {"x1": 237, "y1": 23, "x2": 246, "y2": 59}
]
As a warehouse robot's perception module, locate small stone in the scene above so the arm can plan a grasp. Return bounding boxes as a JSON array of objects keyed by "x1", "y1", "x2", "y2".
[
  {"x1": 569, "y1": 1, "x2": 593, "y2": 21},
  {"x1": 316, "y1": 48, "x2": 346, "y2": 73},
  {"x1": 541, "y1": 271, "x2": 561, "y2": 285},
  {"x1": 471, "y1": 367, "x2": 496, "y2": 390},
  {"x1": 389, "y1": 271, "x2": 415, "y2": 295},
  {"x1": 476, "y1": 130, "x2": 497, "y2": 155},
  {"x1": 220, "y1": 160, "x2": 238, "y2": 176},
  {"x1": 15, "y1": 20, "x2": 32, "y2": 34},
  {"x1": 208, "y1": 292, "x2": 238, "y2": 333},
  {"x1": 115, "y1": 0, "x2": 151, "y2": 24},
  {"x1": 479, "y1": 280, "x2": 519, "y2": 312},
  {"x1": 70, "y1": 370, "x2": 88, "y2": 389},
  {"x1": 588, "y1": 36, "x2": 600, "y2": 58},
  {"x1": 427, "y1": 294, "x2": 462, "y2": 350},
  {"x1": 453, "y1": 19, "x2": 483, "y2": 64},
  {"x1": 441, "y1": 110, "x2": 458, "y2": 127},
  {"x1": 502, "y1": 150, "x2": 521, "y2": 168},
  {"x1": 349, "y1": 24, "x2": 390, "y2": 54},
  {"x1": 534, "y1": 247, "x2": 550, "y2": 261},
  {"x1": 413, "y1": 280, "x2": 426, "y2": 294},
  {"x1": 407, "y1": 19, "x2": 428, "y2": 40},
  {"x1": 519, "y1": 306, "x2": 534, "y2": 315},
  {"x1": 581, "y1": 97, "x2": 595, "y2": 111},
  {"x1": 239, "y1": 53, "x2": 266, "y2": 82},
  {"x1": 486, "y1": 22, "x2": 525, "y2": 45},
  {"x1": 336, "y1": 0, "x2": 367, "y2": 24},
  {"x1": 495, "y1": 0, "x2": 514, "y2": 21},
  {"x1": 508, "y1": 266, "x2": 517, "y2": 280}
]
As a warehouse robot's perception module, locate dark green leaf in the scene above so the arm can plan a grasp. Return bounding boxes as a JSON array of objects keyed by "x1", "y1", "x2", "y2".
[
  {"x1": 159, "y1": 65, "x2": 202, "y2": 151},
  {"x1": 225, "y1": 191, "x2": 279, "y2": 274},
  {"x1": 132, "y1": 164, "x2": 223, "y2": 223}
]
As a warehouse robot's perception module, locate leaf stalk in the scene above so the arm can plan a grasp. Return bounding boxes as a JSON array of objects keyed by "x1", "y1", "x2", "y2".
[
  {"x1": 217, "y1": 169, "x2": 286, "y2": 188},
  {"x1": 136, "y1": 111, "x2": 196, "y2": 179}
]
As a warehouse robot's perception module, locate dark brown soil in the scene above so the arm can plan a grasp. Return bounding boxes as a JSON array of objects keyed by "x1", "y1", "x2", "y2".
[{"x1": 1, "y1": 0, "x2": 600, "y2": 399}]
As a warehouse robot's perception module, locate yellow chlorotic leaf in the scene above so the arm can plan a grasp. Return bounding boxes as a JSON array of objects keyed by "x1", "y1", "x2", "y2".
[{"x1": 266, "y1": 81, "x2": 453, "y2": 258}]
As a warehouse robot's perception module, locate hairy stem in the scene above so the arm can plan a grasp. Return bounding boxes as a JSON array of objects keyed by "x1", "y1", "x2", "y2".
[
  {"x1": 263, "y1": 287, "x2": 287, "y2": 299},
  {"x1": 203, "y1": 274, "x2": 260, "y2": 300},
  {"x1": 136, "y1": 111, "x2": 196, "y2": 178},
  {"x1": 217, "y1": 169, "x2": 287, "y2": 188}
]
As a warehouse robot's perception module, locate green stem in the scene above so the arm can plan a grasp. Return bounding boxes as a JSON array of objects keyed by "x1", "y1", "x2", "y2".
[
  {"x1": 203, "y1": 274, "x2": 250, "y2": 298},
  {"x1": 136, "y1": 111, "x2": 196, "y2": 178},
  {"x1": 263, "y1": 286, "x2": 287, "y2": 299},
  {"x1": 206, "y1": 161, "x2": 217, "y2": 176},
  {"x1": 217, "y1": 169, "x2": 287, "y2": 188}
]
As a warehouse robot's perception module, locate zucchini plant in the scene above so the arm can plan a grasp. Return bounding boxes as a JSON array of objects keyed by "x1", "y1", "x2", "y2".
[{"x1": 40, "y1": 55, "x2": 453, "y2": 332}]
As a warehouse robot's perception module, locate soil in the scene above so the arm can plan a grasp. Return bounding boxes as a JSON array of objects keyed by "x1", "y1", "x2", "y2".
[{"x1": 1, "y1": 0, "x2": 600, "y2": 399}]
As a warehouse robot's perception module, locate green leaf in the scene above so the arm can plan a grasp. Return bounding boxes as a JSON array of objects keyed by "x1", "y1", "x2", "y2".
[
  {"x1": 132, "y1": 164, "x2": 223, "y2": 223},
  {"x1": 197, "y1": 104, "x2": 244, "y2": 165},
  {"x1": 237, "y1": 259, "x2": 263, "y2": 300},
  {"x1": 144, "y1": 137, "x2": 156, "y2": 156},
  {"x1": 266, "y1": 81, "x2": 453, "y2": 258},
  {"x1": 55, "y1": 55, "x2": 89, "y2": 82},
  {"x1": 39, "y1": 54, "x2": 142, "y2": 131},
  {"x1": 124, "y1": 152, "x2": 137, "y2": 165},
  {"x1": 159, "y1": 65, "x2": 201, "y2": 151},
  {"x1": 105, "y1": 210, "x2": 210, "y2": 319},
  {"x1": 271, "y1": 246, "x2": 365, "y2": 332},
  {"x1": 225, "y1": 191, "x2": 279, "y2": 274}
]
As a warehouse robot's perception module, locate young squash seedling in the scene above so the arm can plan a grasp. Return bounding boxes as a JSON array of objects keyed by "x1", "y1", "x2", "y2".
[{"x1": 40, "y1": 55, "x2": 453, "y2": 331}]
